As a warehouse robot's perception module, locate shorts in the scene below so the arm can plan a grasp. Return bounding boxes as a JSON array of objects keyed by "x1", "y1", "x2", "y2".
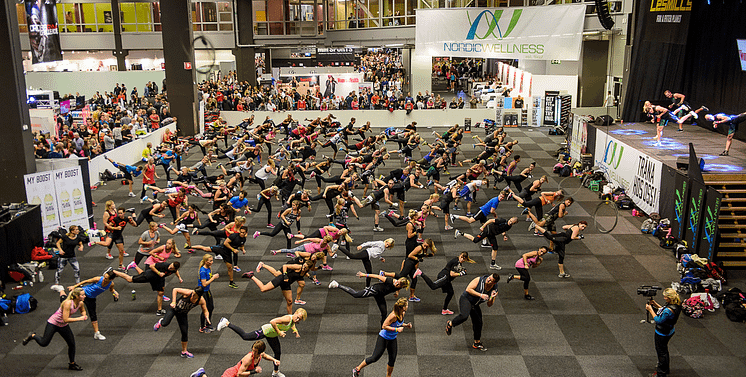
[
  {"x1": 728, "y1": 124, "x2": 738, "y2": 136},
  {"x1": 107, "y1": 233, "x2": 125, "y2": 245},
  {"x1": 371, "y1": 200, "x2": 380, "y2": 211},
  {"x1": 270, "y1": 274, "x2": 293, "y2": 291},
  {"x1": 473, "y1": 211, "x2": 487, "y2": 223},
  {"x1": 210, "y1": 246, "x2": 233, "y2": 262}
]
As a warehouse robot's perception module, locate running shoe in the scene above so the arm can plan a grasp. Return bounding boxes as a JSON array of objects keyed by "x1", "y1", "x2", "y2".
[
  {"x1": 126, "y1": 261, "x2": 137, "y2": 271},
  {"x1": 472, "y1": 342, "x2": 487, "y2": 351},
  {"x1": 352, "y1": 368, "x2": 360, "y2": 377},
  {"x1": 312, "y1": 278, "x2": 321, "y2": 285},
  {"x1": 68, "y1": 363, "x2": 83, "y2": 371},
  {"x1": 453, "y1": 206, "x2": 461, "y2": 211},
  {"x1": 444, "y1": 225, "x2": 453, "y2": 231},
  {"x1": 256, "y1": 262, "x2": 264, "y2": 272},
  {"x1": 524, "y1": 294, "x2": 535, "y2": 300},
  {"x1": 216, "y1": 317, "x2": 230, "y2": 331},
  {"x1": 466, "y1": 212, "x2": 473, "y2": 217},
  {"x1": 286, "y1": 253, "x2": 296, "y2": 258},
  {"x1": 192, "y1": 229, "x2": 199, "y2": 235},
  {"x1": 253, "y1": 231, "x2": 260, "y2": 239},
  {"x1": 106, "y1": 253, "x2": 114, "y2": 260},
  {"x1": 50, "y1": 284, "x2": 65, "y2": 293},
  {"x1": 271, "y1": 371, "x2": 285, "y2": 377},
  {"x1": 441, "y1": 309, "x2": 454, "y2": 315},
  {"x1": 321, "y1": 264, "x2": 333, "y2": 271},
  {"x1": 373, "y1": 226, "x2": 384, "y2": 232},
  {"x1": 123, "y1": 252, "x2": 130, "y2": 257},
  {"x1": 328, "y1": 280, "x2": 339, "y2": 289},
  {"x1": 558, "y1": 273, "x2": 571, "y2": 278},
  {"x1": 450, "y1": 213, "x2": 457, "y2": 223},
  {"x1": 22, "y1": 332, "x2": 34, "y2": 346},
  {"x1": 294, "y1": 299, "x2": 306, "y2": 305},
  {"x1": 507, "y1": 275, "x2": 514, "y2": 284},
  {"x1": 489, "y1": 264, "x2": 502, "y2": 270},
  {"x1": 242, "y1": 271, "x2": 254, "y2": 279},
  {"x1": 408, "y1": 296, "x2": 421, "y2": 302},
  {"x1": 286, "y1": 233, "x2": 294, "y2": 239},
  {"x1": 379, "y1": 270, "x2": 386, "y2": 276},
  {"x1": 413, "y1": 268, "x2": 423, "y2": 278},
  {"x1": 214, "y1": 254, "x2": 223, "y2": 260},
  {"x1": 720, "y1": 150, "x2": 729, "y2": 156},
  {"x1": 521, "y1": 207, "x2": 530, "y2": 215},
  {"x1": 190, "y1": 368, "x2": 206, "y2": 377},
  {"x1": 229, "y1": 282, "x2": 239, "y2": 289},
  {"x1": 163, "y1": 296, "x2": 170, "y2": 302},
  {"x1": 454, "y1": 229, "x2": 461, "y2": 238},
  {"x1": 153, "y1": 319, "x2": 162, "y2": 331},
  {"x1": 128, "y1": 192, "x2": 136, "y2": 197},
  {"x1": 233, "y1": 266, "x2": 241, "y2": 272},
  {"x1": 156, "y1": 309, "x2": 166, "y2": 316},
  {"x1": 445, "y1": 321, "x2": 452, "y2": 336},
  {"x1": 181, "y1": 351, "x2": 194, "y2": 358}
]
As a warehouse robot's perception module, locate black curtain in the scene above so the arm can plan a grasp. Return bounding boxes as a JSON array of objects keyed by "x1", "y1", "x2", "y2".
[
  {"x1": 682, "y1": 1, "x2": 746, "y2": 141},
  {"x1": 622, "y1": 0, "x2": 691, "y2": 123}
]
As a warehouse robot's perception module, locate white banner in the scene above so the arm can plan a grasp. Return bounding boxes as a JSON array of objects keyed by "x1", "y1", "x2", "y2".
[
  {"x1": 569, "y1": 115, "x2": 588, "y2": 161},
  {"x1": 415, "y1": 5, "x2": 585, "y2": 60},
  {"x1": 321, "y1": 73, "x2": 363, "y2": 99},
  {"x1": 25, "y1": 166, "x2": 89, "y2": 236},
  {"x1": 594, "y1": 129, "x2": 663, "y2": 214}
]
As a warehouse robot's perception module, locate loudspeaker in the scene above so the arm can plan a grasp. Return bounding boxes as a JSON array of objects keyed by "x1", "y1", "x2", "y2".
[
  {"x1": 595, "y1": 0, "x2": 615, "y2": 30},
  {"x1": 595, "y1": 114, "x2": 614, "y2": 127}
]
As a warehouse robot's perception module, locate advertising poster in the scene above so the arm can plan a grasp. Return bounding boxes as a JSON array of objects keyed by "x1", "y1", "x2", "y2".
[
  {"x1": 24, "y1": 0, "x2": 63, "y2": 64},
  {"x1": 699, "y1": 187, "x2": 721, "y2": 260},
  {"x1": 684, "y1": 180, "x2": 706, "y2": 252},
  {"x1": 594, "y1": 129, "x2": 663, "y2": 214},
  {"x1": 531, "y1": 96, "x2": 542, "y2": 127},
  {"x1": 24, "y1": 170, "x2": 59, "y2": 236},
  {"x1": 543, "y1": 91, "x2": 559, "y2": 126},
  {"x1": 671, "y1": 172, "x2": 690, "y2": 240},
  {"x1": 279, "y1": 75, "x2": 320, "y2": 96},
  {"x1": 415, "y1": 5, "x2": 585, "y2": 60},
  {"x1": 569, "y1": 116, "x2": 587, "y2": 161},
  {"x1": 25, "y1": 166, "x2": 89, "y2": 236},
  {"x1": 322, "y1": 73, "x2": 362, "y2": 99}
]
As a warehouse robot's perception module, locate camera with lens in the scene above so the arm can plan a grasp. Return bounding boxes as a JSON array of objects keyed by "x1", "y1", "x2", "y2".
[{"x1": 636, "y1": 285, "x2": 661, "y2": 298}]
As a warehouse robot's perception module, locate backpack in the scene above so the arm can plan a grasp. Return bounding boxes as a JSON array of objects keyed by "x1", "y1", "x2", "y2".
[
  {"x1": 641, "y1": 218, "x2": 658, "y2": 233},
  {"x1": 682, "y1": 295, "x2": 706, "y2": 318},
  {"x1": 724, "y1": 302, "x2": 746, "y2": 322},
  {"x1": 680, "y1": 270, "x2": 702, "y2": 285},
  {"x1": 703, "y1": 262, "x2": 726, "y2": 283},
  {"x1": 716, "y1": 287, "x2": 745, "y2": 306},
  {"x1": 660, "y1": 235, "x2": 677, "y2": 249},
  {"x1": 13, "y1": 293, "x2": 38, "y2": 314},
  {"x1": 616, "y1": 195, "x2": 634, "y2": 209}
]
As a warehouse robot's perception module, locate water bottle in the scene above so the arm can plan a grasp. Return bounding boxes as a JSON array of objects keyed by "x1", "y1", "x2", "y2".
[
  {"x1": 113, "y1": 292, "x2": 119, "y2": 302},
  {"x1": 131, "y1": 290, "x2": 136, "y2": 300}
]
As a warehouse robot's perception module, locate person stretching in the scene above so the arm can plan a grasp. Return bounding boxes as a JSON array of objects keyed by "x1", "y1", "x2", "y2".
[
  {"x1": 506, "y1": 247, "x2": 548, "y2": 300},
  {"x1": 445, "y1": 273, "x2": 499, "y2": 351},
  {"x1": 153, "y1": 286, "x2": 211, "y2": 358},
  {"x1": 214, "y1": 309, "x2": 308, "y2": 377},
  {"x1": 418, "y1": 251, "x2": 474, "y2": 315},
  {"x1": 189, "y1": 340, "x2": 280, "y2": 377}
]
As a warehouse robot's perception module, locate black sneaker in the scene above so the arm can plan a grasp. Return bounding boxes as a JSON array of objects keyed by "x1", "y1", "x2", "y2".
[
  {"x1": 445, "y1": 321, "x2": 453, "y2": 336},
  {"x1": 68, "y1": 363, "x2": 83, "y2": 371},
  {"x1": 507, "y1": 275, "x2": 514, "y2": 284},
  {"x1": 22, "y1": 332, "x2": 34, "y2": 346},
  {"x1": 156, "y1": 309, "x2": 166, "y2": 316},
  {"x1": 472, "y1": 342, "x2": 487, "y2": 351},
  {"x1": 720, "y1": 150, "x2": 729, "y2": 156},
  {"x1": 524, "y1": 294, "x2": 535, "y2": 300}
]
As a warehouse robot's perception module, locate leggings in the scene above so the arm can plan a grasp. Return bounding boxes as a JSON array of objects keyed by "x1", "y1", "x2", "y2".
[
  {"x1": 167, "y1": 204, "x2": 179, "y2": 221},
  {"x1": 139, "y1": 182, "x2": 150, "y2": 199},
  {"x1": 246, "y1": 177, "x2": 266, "y2": 191},
  {"x1": 504, "y1": 175, "x2": 527, "y2": 192},
  {"x1": 84, "y1": 296, "x2": 99, "y2": 322},
  {"x1": 200, "y1": 291, "x2": 214, "y2": 328},
  {"x1": 56, "y1": 257, "x2": 80, "y2": 285},
  {"x1": 259, "y1": 223, "x2": 292, "y2": 249},
  {"x1": 421, "y1": 271, "x2": 454, "y2": 310},
  {"x1": 337, "y1": 285, "x2": 388, "y2": 323},
  {"x1": 523, "y1": 197, "x2": 545, "y2": 219},
  {"x1": 384, "y1": 213, "x2": 409, "y2": 227},
  {"x1": 160, "y1": 308, "x2": 189, "y2": 342},
  {"x1": 451, "y1": 295, "x2": 483, "y2": 340},
  {"x1": 250, "y1": 196, "x2": 273, "y2": 224},
  {"x1": 135, "y1": 211, "x2": 155, "y2": 226},
  {"x1": 134, "y1": 251, "x2": 149, "y2": 265},
  {"x1": 32, "y1": 322, "x2": 76, "y2": 363},
  {"x1": 197, "y1": 229, "x2": 227, "y2": 245},
  {"x1": 543, "y1": 232, "x2": 568, "y2": 264},
  {"x1": 516, "y1": 267, "x2": 531, "y2": 290},
  {"x1": 365, "y1": 335, "x2": 398, "y2": 367},
  {"x1": 395, "y1": 259, "x2": 418, "y2": 289},
  {"x1": 340, "y1": 249, "x2": 373, "y2": 285},
  {"x1": 227, "y1": 323, "x2": 281, "y2": 371}
]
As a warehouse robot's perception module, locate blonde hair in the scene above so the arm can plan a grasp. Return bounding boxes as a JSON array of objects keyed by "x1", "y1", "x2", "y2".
[
  {"x1": 199, "y1": 254, "x2": 213, "y2": 269},
  {"x1": 294, "y1": 308, "x2": 308, "y2": 321},
  {"x1": 663, "y1": 288, "x2": 681, "y2": 305},
  {"x1": 322, "y1": 235, "x2": 333, "y2": 244},
  {"x1": 105, "y1": 200, "x2": 115, "y2": 211},
  {"x1": 423, "y1": 238, "x2": 437, "y2": 254},
  {"x1": 429, "y1": 193, "x2": 440, "y2": 201},
  {"x1": 396, "y1": 277, "x2": 410, "y2": 290},
  {"x1": 234, "y1": 216, "x2": 246, "y2": 226},
  {"x1": 384, "y1": 238, "x2": 395, "y2": 247},
  {"x1": 61, "y1": 288, "x2": 84, "y2": 309},
  {"x1": 408, "y1": 209, "x2": 418, "y2": 220},
  {"x1": 393, "y1": 297, "x2": 408, "y2": 320}
]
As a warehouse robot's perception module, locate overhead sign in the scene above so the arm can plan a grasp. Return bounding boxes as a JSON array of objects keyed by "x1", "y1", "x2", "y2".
[
  {"x1": 415, "y1": 5, "x2": 585, "y2": 60},
  {"x1": 24, "y1": 0, "x2": 63, "y2": 64}
]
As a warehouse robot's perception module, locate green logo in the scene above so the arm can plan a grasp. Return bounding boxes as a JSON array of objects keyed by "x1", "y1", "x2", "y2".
[{"x1": 466, "y1": 9, "x2": 522, "y2": 40}]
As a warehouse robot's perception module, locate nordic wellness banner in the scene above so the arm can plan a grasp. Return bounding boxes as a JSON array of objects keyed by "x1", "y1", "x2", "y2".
[
  {"x1": 594, "y1": 129, "x2": 663, "y2": 214},
  {"x1": 415, "y1": 5, "x2": 585, "y2": 60},
  {"x1": 25, "y1": 0, "x2": 63, "y2": 64}
]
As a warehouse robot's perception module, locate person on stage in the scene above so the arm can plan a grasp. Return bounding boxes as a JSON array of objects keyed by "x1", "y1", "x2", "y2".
[{"x1": 706, "y1": 112, "x2": 746, "y2": 156}]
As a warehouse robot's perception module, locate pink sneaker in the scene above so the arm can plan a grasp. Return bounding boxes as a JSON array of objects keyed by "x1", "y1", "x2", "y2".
[
  {"x1": 267, "y1": 224, "x2": 275, "y2": 228},
  {"x1": 271, "y1": 250, "x2": 278, "y2": 255},
  {"x1": 287, "y1": 233, "x2": 294, "y2": 239},
  {"x1": 253, "y1": 231, "x2": 260, "y2": 239},
  {"x1": 153, "y1": 319, "x2": 162, "y2": 331},
  {"x1": 126, "y1": 261, "x2": 137, "y2": 271},
  {"x1": 441, "y1": 309, "x2": 454, "y2": 315},
  {"x1": 321, "y1": 265, "x2": 333, "y2": 271},
  {"x1": 256, "y1": 262, "x2": 264, "y2": 272},
  {"x1": 413, "y1": 268, "x2": 423, "y2": 278}
]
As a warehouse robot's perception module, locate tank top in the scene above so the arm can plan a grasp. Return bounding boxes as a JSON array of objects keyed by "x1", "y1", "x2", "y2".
[
  {"x1": 379, "y1": 318, "x2": 403, "y2": 340},
  {"x1": 515, "y1": 255, "x2": 539, "y2": 269},
  {"x1": 83, "y1": 276, "x2": 112, "y2": 299},
  {"x1": 48, "y1": 301, "x2": 80, "y2": 327},
  {"x1": 173, "y1": 294, "x2": 200, "y2": 314},
  {"x1": 145, "y1": 246, "x2": 174, "y2": 266},
  {"x1": 260, "y1": 322, "x2": 294, "y2": 338}
]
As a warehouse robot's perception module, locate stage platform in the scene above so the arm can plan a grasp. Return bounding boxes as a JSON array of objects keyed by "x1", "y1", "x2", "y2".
[{"x1": 589, "y1": 121, "x2": 745, "y2": 174}]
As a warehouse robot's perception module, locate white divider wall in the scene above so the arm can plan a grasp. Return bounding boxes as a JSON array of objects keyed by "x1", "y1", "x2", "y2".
[
  {"x1": 26, "y1": 71, "x2": 167, "y2": 97},
  {"x1": 219, "y1": 109, "x2": 496, "y2": 129},
  {"x1": 532, "y1": 75, "x2": 578, "y2": 107}
]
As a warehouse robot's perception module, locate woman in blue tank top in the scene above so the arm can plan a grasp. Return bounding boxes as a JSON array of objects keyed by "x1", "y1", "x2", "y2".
[{"x1": 352, "y1": 298, "x2": 412, "y2": 377}]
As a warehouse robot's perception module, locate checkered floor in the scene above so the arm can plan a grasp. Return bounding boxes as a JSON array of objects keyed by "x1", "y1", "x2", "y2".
[{"x1": 2, "y1": 126, "x2": 745, "y2": 377}]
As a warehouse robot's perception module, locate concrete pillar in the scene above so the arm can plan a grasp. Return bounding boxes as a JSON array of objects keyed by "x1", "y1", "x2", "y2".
[
  {"x1": 234, "y1": 0, "x2": 257, "y2": 85},
  {"x1": 410, "y1": 48, "x2": 432, "y2": 97},
  {"x1": 111, "y1": 0, "x2": 128, "y2": 71}
]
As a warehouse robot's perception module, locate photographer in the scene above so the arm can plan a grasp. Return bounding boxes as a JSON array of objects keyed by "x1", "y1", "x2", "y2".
[{"x1": 645, "y1": 288, "x2": 681, "y2": 377}]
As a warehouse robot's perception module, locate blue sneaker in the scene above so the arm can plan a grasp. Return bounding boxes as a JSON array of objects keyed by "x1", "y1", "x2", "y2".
[
  {"x1": 190, "y1": 368, "x2": 206, "y2": 377},
  {"x1": 408, "y1": 296, "x2": 421, "y2": 302}
]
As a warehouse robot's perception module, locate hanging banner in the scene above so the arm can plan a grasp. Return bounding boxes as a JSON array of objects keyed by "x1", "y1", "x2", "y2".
[
  {"x1": 699, "y1": 187, "x2": 721, "y2": 260},
  {"x1": 594, "y1": 129, "x2": 663, "y2": 214},
  {"x1": 684, "y1": 180, "x2": 706, "y2": 253},
  {"x1": 531, "y1": 96, "x2": 542, "y2": 127},
  {"x1": 25, "y1": 166, "x2": 89, "y2": 236},
  {"x1": 671, "y1": 172, "x2": 690, "y2": 240},
  {"x1": 415, "y1": 5, "x2": 584, "y2": 60},
  {"x1": 25, "y1": 0, "x2": 63, "y2": 64}
]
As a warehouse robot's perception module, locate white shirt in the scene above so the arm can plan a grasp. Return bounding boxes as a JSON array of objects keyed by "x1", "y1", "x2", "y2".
[{"x1": 360, "y1": 241, "x2": 387, "y2": 260}]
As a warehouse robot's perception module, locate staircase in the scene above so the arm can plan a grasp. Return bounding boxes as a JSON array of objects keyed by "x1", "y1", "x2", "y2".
[{"x1": 704, "y1": 174, "x2": 746, "y2": 268}]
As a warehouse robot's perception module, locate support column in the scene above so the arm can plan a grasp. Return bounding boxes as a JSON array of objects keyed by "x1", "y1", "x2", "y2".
[
  {"x1": 0, "y1": 0, "x2": 37, "y2": 202},
  {"x1": 234, "y1": 0, "x2": 257, "y2": 85},
  {"x1": 111, "y1": 0, "x2": 128, "y2": 71},
  {"x1": 160, "y1": 0, "x2": 198, "y2": 136}
]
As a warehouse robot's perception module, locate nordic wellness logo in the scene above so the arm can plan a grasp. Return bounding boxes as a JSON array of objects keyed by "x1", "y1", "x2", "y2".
[
  {"x1": 603, "y1": 140, "x2": 624, "y2": 169},
  {"x1": 466, "y1": 9, "x2": 522, "y2": 40}
]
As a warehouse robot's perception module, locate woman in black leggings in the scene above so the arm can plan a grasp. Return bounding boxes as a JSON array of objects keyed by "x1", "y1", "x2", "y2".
[
  {"x1": 245, "y1": 261, "x2": 312, "y2": 314},
  {"x1": 338, "y1": 238, "x2": 394, "y2": 286},
  {"x1": 214, "y1": 309, "x2": 307, "y2": 377},
  {"x1": 23, "y1": 287, "x2": 87, "y2": 371},
  {"x1": 380, "y1": 239, "x2": 436, "y2": 303},
  {"x1": 153, "y1": 286, "x2": 210, "y2": 358},
  {"x1": 535, "y1": 221, "x2": 586, "y2": 278},
  {"x1": 419, "y1": 251, "x2": 474, "y2": 315},
  {"x1": 507, "y1": 247, "x2": 548, "y2": 300},
  {"x1": 329, "y1": 272, "x2": 409, "y2": 324},
  {"x1": 352, "y1": 298, "x2": 412, "y2": 377},
  {"x1": 249, "y1": 186, "x2": 279, "y2": 227},
  {"x1": 445, "y1": 273, "x2": 499, "y2": 351},
  {"x1": 253, "y1": 201, "x2": 301, "y2": 249}
]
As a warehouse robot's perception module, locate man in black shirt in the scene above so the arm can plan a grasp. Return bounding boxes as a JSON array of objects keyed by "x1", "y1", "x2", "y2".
[
  {"x1": 455, "y1": 217, "x2": 518, "y2": 270},
  {"x1": 329, "y1": 272, "x2": 409, "y2": 324},
  {"x1": 191, "y1": 226, "x2": 248, "y2": 289}
]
